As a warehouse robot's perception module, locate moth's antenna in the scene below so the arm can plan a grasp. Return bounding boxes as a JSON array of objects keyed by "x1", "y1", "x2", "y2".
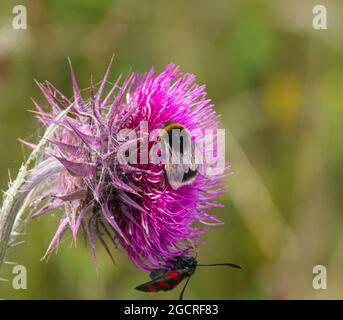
[
  {"x1": 179, "y1": 276, "x2": 191, "y2": 300},
  {"x1": 197, "y1": 263, "x2": 242, "y2": 269}
]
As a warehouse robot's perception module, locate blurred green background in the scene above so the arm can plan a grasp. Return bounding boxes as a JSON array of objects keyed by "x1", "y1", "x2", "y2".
[{"x1": 0, "y1": 0, "x2": 342, "y2": 299}]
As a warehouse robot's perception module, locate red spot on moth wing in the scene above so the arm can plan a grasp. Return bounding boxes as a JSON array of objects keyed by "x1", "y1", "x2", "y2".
[
  {"x1": 147, "y1": 284, "x2": 157, "y2": 292},
  {"x1": 166, "y1": 271, "x2": 181, "y2": 281},
  {"x1": 158, "y1": 280, "x2": 171, "y2": 289}
]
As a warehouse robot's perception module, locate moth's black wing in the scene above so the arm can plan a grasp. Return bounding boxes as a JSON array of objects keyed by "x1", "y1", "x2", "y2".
[
  {"x1": 135, "y1": 269, "x2": 188, "y2": 292},
  {"x1": 149, "y1": 268, "x2": 167, "y2": 280}
]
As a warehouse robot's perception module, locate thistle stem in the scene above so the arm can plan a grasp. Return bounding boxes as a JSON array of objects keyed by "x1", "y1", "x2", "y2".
[{"x1": 0, "y1": 105, "x2": 71, "y2": 268}]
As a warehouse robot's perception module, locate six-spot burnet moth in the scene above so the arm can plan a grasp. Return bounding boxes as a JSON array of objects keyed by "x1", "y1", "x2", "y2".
[{"x1": 135, "y1": 255, "x2": 242, "y2": 300}]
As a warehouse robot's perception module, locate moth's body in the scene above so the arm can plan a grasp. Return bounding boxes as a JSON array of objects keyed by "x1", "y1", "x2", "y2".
[
  {"x1": 135, "y1": 255, "x2": 197, "y2": 293},
  {"x1": 135, "y1": 255, "x2": 241, "y2": 299}
]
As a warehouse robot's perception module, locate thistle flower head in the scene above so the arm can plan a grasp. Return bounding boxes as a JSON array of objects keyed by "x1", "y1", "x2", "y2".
[{"x1": 28, "y1": 57, "x2": 227, "y2": 270}]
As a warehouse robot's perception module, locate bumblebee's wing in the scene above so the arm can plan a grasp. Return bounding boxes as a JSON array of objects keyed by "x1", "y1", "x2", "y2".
[
  {"x1": 164, "y1": 164, "x2": 197, "y2": 189},
  {"x1": 164, "y1": 144, "x2": 199, "y2": 189},
  {"x1": 135, "y1": 270, "x2": 188, "y2": 292},
  {"x1": 160, "y1": 131, "x2": 199, "y2": 189}
]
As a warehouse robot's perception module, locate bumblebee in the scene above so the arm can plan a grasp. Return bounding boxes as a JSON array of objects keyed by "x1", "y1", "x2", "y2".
[{"x1": 160, "y1": 122, "x2": 199, "y2": 190}]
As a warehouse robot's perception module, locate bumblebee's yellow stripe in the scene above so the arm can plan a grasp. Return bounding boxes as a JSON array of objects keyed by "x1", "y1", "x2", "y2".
[{"x1": 161, "y1": 123, "x2": 185, "y2": 137}]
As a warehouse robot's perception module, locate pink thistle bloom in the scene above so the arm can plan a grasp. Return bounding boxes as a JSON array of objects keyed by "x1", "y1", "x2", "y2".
[{"x1": 27, "y1": 57, "x2": 227, "y2": 270}]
